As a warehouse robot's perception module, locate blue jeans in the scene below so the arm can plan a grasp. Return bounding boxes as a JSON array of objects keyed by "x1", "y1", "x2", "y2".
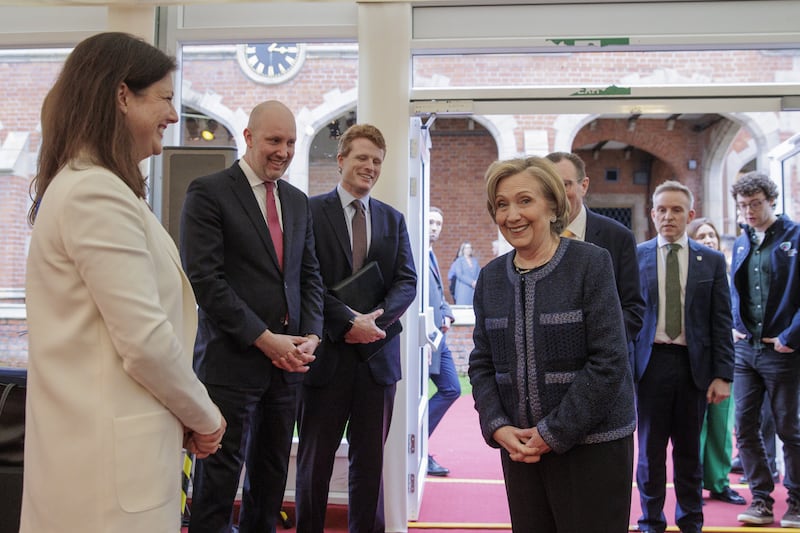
[
  {"x1": 734, "y1": 340, "x2": 800, "y2": 505},
  {"x1": 429, "y1": 339, "x2": 460, "y2": 437}
]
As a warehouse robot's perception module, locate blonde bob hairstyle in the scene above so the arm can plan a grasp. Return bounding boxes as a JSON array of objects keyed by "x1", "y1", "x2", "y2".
[{"x1": 485, "y1": 156, "x2": 570, "y2": 236}]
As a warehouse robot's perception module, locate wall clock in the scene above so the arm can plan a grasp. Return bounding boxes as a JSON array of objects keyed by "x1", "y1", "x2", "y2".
[{"x1": 237, "y1": 43, "x2": 306, "y2": 85}]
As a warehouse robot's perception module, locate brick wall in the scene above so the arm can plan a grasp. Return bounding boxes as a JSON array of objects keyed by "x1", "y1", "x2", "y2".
[
  {"x1": 429, "y1": 119, "x2": 499, "y2": 298},
  {"x1": 0, "y1": 319, "x2": 28, "y2": 368},
  {"x1": 0, "y1": 174, "x2": 31, "y2": 288},
  {"x1": 3, "y1": 46, "x2": 800, "y2": 366},
  {"x1": 446, "y1": 324, "x2": 474, "y2": 375}
]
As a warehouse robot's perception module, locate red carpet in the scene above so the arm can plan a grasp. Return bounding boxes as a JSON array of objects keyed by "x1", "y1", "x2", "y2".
[
  {"x1": 183, "y1": 396, "x2": 794, "y2": 532},
  {"x1": 417, "y1": 395, "x2": 795, "y2": 532}
]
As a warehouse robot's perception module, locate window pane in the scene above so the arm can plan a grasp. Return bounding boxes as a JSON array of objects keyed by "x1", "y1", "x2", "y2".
[
  {"x1": 0, "y1": 47, "x2": 68, "y2": 368},
  {"x1": 413, "y1": 49, "x2": 800, "y2": 88}
]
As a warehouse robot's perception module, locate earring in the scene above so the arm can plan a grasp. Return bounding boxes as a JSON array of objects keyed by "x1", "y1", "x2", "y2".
[{"x1": 550, "y1": 215, "x2": 557, "y2": 223}]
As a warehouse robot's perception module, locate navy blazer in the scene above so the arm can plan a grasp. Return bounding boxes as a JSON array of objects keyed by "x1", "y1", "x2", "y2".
[
  {"x1": 585, "y1": 208, "x2": 645, "y2": 344},
  {"x1": 731, "y1": 214, "x2": 800, "y2": 349},
  {"x1": 428, "y1": 249, "x2": 454, "y2": 373},
  {"x1": 180, "y1": 162, "x2": 324, "y2": 388},
  {"x1": 305, "y1": 188, "x2": 417, "y2": 386},
  {"x1": 633, "y1": 237, "x2": 734, "y2": 390}
]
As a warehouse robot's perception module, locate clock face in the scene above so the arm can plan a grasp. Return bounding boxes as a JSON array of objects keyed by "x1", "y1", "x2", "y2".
[{"x1": 238, "y1": 43, "x2": 306, "y2": 85}]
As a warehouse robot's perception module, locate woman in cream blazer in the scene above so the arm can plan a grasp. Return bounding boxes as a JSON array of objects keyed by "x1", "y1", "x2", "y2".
[{"x1": 22, "y1": 33, "x2": 223, "y2": 532}]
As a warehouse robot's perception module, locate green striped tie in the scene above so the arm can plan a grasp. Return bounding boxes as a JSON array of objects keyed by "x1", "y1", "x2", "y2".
[{"x1": 665, "y1": 243, "x2": 682, "y2": 339}]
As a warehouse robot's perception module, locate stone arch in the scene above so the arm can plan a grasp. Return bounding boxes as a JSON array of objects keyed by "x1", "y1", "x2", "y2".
[
  {"x1": 295, "y1": 87, "x2": 358, "y2": 193},
  {"x1": 553, "y1": 114, "x2": 593, "y2": 152},
  {"x1": 181, "y1": 82, "x2": 249, "y2": 156}
]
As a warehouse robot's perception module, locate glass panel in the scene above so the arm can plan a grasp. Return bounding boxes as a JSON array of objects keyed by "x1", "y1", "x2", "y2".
[
  {"x1": 782, "y1": 152, "x2": 800, "y2": 220},
  {"x1": 413, "y1": 49, "x2": 800, "y2": 88},
  {"x1": 178, "y1": 42, "x2": 358, "y2": 194},
  {"x1": 0, "y1": 47, "x2": 68, "y2": 369}
]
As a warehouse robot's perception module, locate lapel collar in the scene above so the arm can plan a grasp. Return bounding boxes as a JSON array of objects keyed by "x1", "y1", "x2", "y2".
[
  {"x1": 584, "y1": 209, "x2": 598, "y2": 240},
  {"x1": 645, "y1": 240, "x2": 660, "y2": 307},
  {"x1": 430, "y1": 249, "x2": 442, "y2": 284},
  {"x1": 364, "y1": 197, "x2": 379, "y2": 260},
  {"x1": 276, "y1": 180, "x2": 294, "y2": 257},
  {"x1": 685, "y1": 239, "x2": 703, "y2": 312},
  {"x1": 228, "y1": 166, "x2": 281, "y2": 270},
  {"x1": 322, "y1": 190, "x2": 353, "y2": 266}
]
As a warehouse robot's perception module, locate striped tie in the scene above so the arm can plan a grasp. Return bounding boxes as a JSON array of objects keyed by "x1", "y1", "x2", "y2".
[
  {"x1": 351, "y1": 199, "x2": 367, "y2": 272},
  {"x1": 665, "y1": 243, "x2": 682, "y2": 339}
]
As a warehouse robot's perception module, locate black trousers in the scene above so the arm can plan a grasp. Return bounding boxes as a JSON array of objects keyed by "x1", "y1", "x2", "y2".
[
  {"x1": 189, "y1": 378, "x2": 297, "y2": 533},
  {"x1": 636, "y1": 344, "x2": 706, "y2": 533},
  {"x1": 501, "y1": 434, "x2": 634, "y2": 533}
]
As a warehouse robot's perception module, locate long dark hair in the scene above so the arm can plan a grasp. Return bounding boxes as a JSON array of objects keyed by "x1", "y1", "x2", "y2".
[{"x1": 29, "y1": 32, "x2": 176, "y2": 224}]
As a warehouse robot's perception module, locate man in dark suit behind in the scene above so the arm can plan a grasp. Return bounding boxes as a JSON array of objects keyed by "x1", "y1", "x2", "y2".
[
  {"x1": 295, "y1": 124, "x2": 417, "y2": 533},
  {"x1": 180, "y1": 100, "x2": 324, "y2": 533},
  {"x1": 634, "y1": 180, "x2": 734, "y2": 533},
  {"x1": 545, "y1": 151, "x2": 644, "y2": 352}
]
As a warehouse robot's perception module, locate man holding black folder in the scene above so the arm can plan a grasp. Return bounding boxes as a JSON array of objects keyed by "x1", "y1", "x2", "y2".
[{"x1": 296, "y1": 124, "x2": 417, "y2": 533}]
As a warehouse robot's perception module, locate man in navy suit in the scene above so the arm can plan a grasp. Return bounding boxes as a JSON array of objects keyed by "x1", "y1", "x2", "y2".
[
  {"x1": 545, "y1": 152, "x2": 644, "y2": 355},
  {"x1": 634, "y1": 180, "x2": 734, "y2": 533},
  {"x1": 426, "y1": 207, "x2": 459, "y2": 476},
  {"x1": 295, "y1": 124, "x2": 417, "y2": 533},
  {"x1": 180, "y1": 100, "x2": 324, "y2": 533}
]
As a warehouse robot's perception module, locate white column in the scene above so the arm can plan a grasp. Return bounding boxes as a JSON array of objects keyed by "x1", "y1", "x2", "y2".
[
  {"x1": 107, "y1": 6, "x2": 156, "y2": 43},
  {"x1": 357, "y1": 3, "x2": 413, "y2": 532}
]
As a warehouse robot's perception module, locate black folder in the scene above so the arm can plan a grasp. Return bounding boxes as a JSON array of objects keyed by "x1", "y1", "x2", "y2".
[
  {"x1": 329, "y1": 261, "x2": 403, "y2": 361},
  {"x1": 329, "y1": 261, "x2": 385, "y2": 313}
]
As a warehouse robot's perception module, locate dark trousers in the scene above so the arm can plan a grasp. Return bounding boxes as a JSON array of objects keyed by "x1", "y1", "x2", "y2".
[
  {"x1": 735, "y1": 396, "x2": 778, "y2": 474},
  {"x1": 501, "y1": 435, "x2": 633, "y2": 533},
  {"x1": 428, "y1": 339, "x2": 460, "y2": 438},
  {"x1": 636, "y1": 344, "x2": 706, "y2": 533},
  {"x1": 189, "y1": 379, "x2": 297, "y2": 533},
  {"x1": 295, "y1": 351, "x2": 397, "y2": 533},
  {"x1": 734, "y1": 340, "x2": 800, "y2": 505}
]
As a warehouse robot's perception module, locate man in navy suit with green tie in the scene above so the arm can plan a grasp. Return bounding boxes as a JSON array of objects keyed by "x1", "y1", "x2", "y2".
[{"x1": 634, "y1": 180, "x2": 734, "y2": 533}]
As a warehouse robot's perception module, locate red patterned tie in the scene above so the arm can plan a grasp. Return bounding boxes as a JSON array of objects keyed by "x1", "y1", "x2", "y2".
[{"x1": 266, "y1": 181, "x2": 283, "y2": 270}]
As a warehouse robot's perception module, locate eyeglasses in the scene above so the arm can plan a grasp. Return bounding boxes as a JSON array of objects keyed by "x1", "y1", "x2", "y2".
[{"x1": 736, "y1": 198, "x2": 768, "y2": 212}]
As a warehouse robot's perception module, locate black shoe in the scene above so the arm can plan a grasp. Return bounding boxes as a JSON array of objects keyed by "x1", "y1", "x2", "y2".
[
  {"x1": 427, "y1": 455, "x2": 450, "y2": 476},
  {"x1": 709, "y1": 486, "x2": 747, "y2": 505},
  {"x1": 730, "y1": 456, "x2": 744, "y2": 474}
]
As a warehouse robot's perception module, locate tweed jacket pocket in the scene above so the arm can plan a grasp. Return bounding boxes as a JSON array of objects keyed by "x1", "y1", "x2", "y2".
[
  {"x1": 538, "y1": 310, "x2": 586, "y2": 367},
  {"x1": 494, "y1": 371, "x2": 517, "y2": 416},
  {"x1": 485, "y1": 317, "x2": 510, "y2": 370}
]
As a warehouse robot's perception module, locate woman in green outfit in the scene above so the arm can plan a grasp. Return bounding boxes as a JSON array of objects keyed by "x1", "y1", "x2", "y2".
[{"x1": 689, "y1": 217, "x2": 746, "y2": 506}]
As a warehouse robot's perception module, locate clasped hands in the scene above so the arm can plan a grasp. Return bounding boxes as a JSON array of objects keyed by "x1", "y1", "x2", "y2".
[
  {"x1": 184, "y1": 415, "x2": 227, "y2": 459},
  {"x1": 255, "y1": 329, "x2": 319, "y2": 373},
  {"x1": 344, "y1": 309, "x2": 387, "y2": 344},
  {"x1": 493, "y1": 425, "x2": 552, "y2": 463}
]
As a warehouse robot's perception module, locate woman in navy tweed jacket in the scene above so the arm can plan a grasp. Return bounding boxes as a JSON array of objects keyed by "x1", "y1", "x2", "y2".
[{"x1": 468, "y1": 157, "x2": 636, "y2": 532}]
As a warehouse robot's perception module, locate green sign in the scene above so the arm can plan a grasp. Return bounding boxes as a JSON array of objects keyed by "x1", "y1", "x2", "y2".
[
  {"x1": 548, "y1": 38, "x2": 631, "y2": 47},
  {"x1": 570, "y1": 85, "x2": 632, "y2": 97}
]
